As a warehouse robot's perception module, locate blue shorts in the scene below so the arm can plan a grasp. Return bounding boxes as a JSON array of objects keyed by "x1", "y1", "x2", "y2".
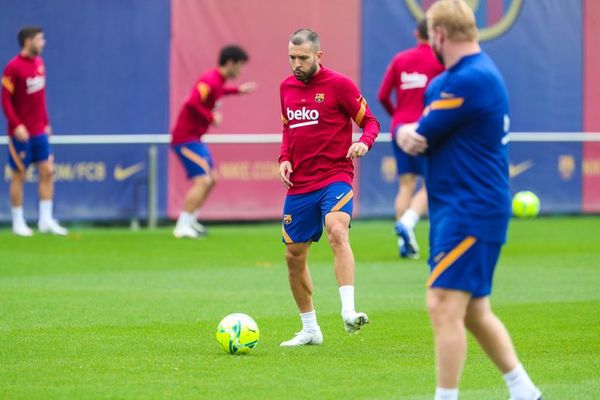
[
  {"x1": 281, "y1": 182, "x2": 353, "y2": 244},
  {"x1": 427, "y1": 235, "x2": 502, "y2": 298},
  {"x1": 8, "y1": 134, "x2": 52, "y2": 171},
  {"x1": 392, "y1": 125, "x2": 425, "y2": 175},
  {"x1": 171, "y1": 141, "x2": 214, "y2": 179}
]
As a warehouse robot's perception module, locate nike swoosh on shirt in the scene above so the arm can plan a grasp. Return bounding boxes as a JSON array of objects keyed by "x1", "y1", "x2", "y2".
[
  {"x1": 336, "y1": 193, "x2": 345, "y2": 199},
  {"x1": 509, "y1": 160, "x2": 534, "y2": 178},
  {"x1": 114, "y1": 163, "x2": 145, "y2": 181}
]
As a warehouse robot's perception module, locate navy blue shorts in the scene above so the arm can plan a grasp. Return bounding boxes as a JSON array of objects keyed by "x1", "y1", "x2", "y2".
[
  {"x1": 8, "y1": 134, "x2": 52, "y2": 171},
  {"x1": 281, "y1": 182, "x2": 353, "y2": 244},
  {"x1": 427, "y1": 235, "x2": 502, "y2": 298},
  {"x1": 392, "y1": 125, "x2": 425, "y2": 175},
  {"x1": 171, "y1": 141, "x2": 214, "y2": 179}
]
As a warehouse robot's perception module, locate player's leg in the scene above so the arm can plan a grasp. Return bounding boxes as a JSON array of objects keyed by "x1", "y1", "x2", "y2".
[
  {"x1": 322, "y1": 183, "x2": 368, "y2": 334},
  {"x1": 466, "y1": 297, "x2": 542, "y2": 399},
  {"x1": 280, "y1": 191, "x2": 323, "y2": 346},
  {"x1": 8, "y1": 137, "x2": 32, "y2": 236},
  {"x1": 394, "y1": 173, "x2": 416, "y2": 222},
  {"x1": 396, "y1": 173, "x2": 422, "y2": 258},
  {"x1": 33, "y1": 135, "x2": 67, "y2": 235},
  {"x1": 172, "y1": 142, "x2": 215, "y2": 238},
  {"x1": 427, "y1": 288, "x2": 471, "y2": 400}
]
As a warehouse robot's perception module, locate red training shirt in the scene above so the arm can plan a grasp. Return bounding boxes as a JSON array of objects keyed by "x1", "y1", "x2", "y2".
[
  {"x1": 171, "y1": 68, "x2": 240, "y2": 145},
  {"x1": 279, "y1": 66, "x2": 380, "y2": 195},
  {"x1": 1, "y1": 54, "x2": 50, "y2": 136},
  {"x1": 378, "y1": 43, "x2": 444, "y2": 132}
]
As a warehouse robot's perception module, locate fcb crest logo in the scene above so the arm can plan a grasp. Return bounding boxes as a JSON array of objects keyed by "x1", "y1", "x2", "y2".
[
  {"x1": 283, "y1": 214, "x2": 292, "y2": 225},
  {"x1": 404, "y1": 0, "x2": 522, "y2": 42},
  {"x1": 315, "y1": 93, "x2": 325, "y2": 103}
]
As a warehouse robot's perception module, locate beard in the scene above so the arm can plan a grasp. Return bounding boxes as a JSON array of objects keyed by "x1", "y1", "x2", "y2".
[{"x1": 294, "y1": 62, "x2": 318, "y2": 83}]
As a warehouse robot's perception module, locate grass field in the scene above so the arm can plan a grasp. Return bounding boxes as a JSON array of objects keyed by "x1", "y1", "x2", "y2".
[{"x1": 1, "y1": 217, "x2": 599, "y2": 399}]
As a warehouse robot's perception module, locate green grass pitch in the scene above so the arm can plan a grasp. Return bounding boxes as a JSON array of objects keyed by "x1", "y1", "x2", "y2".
[{"x1": 1, "y1": 217, "x2": 599, "y2": 399}]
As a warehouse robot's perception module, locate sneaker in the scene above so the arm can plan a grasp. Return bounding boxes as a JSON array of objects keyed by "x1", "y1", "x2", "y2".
[
  {"x1": 395, "y1": 222, "x2": 419, "y2": 259},
  {"x1": 38, "y1": 219, "x2": 68, "y2": 236},
  {"x1": 190, "y1": 220, "x2": 207, "y2": 236},
  {"x1": 173, "y1": 224, "x2": 198, "y2": 239},
  {"x1": 343, "y1": 311, "x2": 369, "y2": 334},
  {"x1": 280, "y1": 328, "x2": 323, "y2": 347},
  {"x1": 13, "y1": 224, "x2": 33, "y2": 237}
]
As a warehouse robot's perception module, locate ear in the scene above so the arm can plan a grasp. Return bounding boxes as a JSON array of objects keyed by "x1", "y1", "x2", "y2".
[{"x1": 316, "y1": 50, "x2": 323, "y2": 61}]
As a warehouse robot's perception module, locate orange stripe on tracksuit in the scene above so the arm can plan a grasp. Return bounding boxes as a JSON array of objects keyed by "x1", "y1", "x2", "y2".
[
  {"x1": 181, "y1": 147, "x2": 211, "y2": 173},
  {"x1": 426, "y1": 236, "x2": 477, "y2": 288}
]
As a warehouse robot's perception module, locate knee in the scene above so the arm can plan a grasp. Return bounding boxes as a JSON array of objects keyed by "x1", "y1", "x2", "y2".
[
  {"x1": 208, "y1": 173, "x2": 217, "y2": 187},
  {"x1": 427, "y1": 294, "x2": 445, "y2": 319},
  {"x1": 285, "y1": 246, "x2": 305, "y2": 269},
  {"x1": 326, "y1": 223, "x2": 348, "y2": 248},
  {"x1": 11, "y1": 170, "x2": 26, "y2": 183},
  {"x1": 38, "y1": 164, "x2": 53, "y2": 180},
  {"x1": 427, "y1": 294, "x2": 461, "y2": 326}
]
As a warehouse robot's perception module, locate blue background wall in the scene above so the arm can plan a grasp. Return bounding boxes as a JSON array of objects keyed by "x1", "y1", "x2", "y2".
[
  {"x1": 0, "y1": 0, "x2": 170, "y2": 134},
  {"x1": 362, "y1": 0, "x2": 583, "y2": 133}
]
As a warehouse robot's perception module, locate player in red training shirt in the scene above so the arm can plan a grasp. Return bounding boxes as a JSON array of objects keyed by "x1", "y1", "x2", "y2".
[
  {"x1": 170, "y1": 45, "x2": 255, "y2": 238},
  {"x1": 378, "y1": 19, "x2": 444, "y2": 259},
  {"x1": 2, "y1": 26, "x2": 67, "y2": 236},
  {"x1": 278, "y1": 29, "x2": 380, "y2": 347}
]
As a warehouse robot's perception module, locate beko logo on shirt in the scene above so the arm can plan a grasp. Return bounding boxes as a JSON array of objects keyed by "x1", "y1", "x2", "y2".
[
  {"x1": 286, "y1": 107, "x2": 319, "y2": 129},
  {"x1": 26, "y1": 76, "x2": 45, "y2": 94},
  {"x1": 400, "y1": 71, "x2": 427, "y2": 90}
]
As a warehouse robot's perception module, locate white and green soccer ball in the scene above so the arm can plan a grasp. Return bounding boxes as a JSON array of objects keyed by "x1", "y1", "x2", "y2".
[
  {"x1": 512, "y1": 191, "x2": 540, "y2": 218},
  {"x1": 216, "y1": 313, "x2": 260, "y2": 355}
]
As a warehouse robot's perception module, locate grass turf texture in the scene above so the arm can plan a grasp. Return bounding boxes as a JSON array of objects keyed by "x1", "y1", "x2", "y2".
[{"x1": 1, "y1": 217, "x2": 599, "y2": 399}]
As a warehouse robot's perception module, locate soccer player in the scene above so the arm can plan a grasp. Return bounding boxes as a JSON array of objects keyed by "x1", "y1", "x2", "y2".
[
  {"x1": 170, "y1": 45, "x2": 255, "y2": 238},
  {"x1": 278, "y1": 29, "x2": 380, "y2": 346},
  {"x1": 378, "y1": 19, "x2": 444, "y2": 259},
  {"x1": 2, "y1": 26, "x2": 67, "y2": 236},
  {"x1": 397, "y1": 1, "x2": 542, "y2": 399}
]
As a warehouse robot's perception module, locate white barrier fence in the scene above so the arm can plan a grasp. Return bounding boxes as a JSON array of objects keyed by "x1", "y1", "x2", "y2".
[{"x1": 1, "y1": 132, "x2": 599, "y2": 227}]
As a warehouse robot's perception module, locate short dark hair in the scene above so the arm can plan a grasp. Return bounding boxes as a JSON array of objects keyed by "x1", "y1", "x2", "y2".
[
  {"x1": 290, "y1": 28, "x2": 320, "y2": 51},
  {"x1": 417, "y1": 19, "x2": 429, "y2": 40},
  {"x1": 18, "y1": 26, "x2": 43, "y2": 48},
  {"x1": 218, "y1": 45, "x2": 248, "y2": 66}
]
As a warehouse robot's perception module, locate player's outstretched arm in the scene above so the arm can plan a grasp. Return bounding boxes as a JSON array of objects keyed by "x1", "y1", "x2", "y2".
[{"x1": 238, "y1": 82, "x2": 257, "y2": 94}]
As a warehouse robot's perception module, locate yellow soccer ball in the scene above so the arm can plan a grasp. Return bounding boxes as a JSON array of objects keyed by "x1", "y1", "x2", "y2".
[
  {"x1": 512, "y1": 191, "x2": 540, "y2": 218},
  {"x1": 216, "y1": 313, "x2": 260, "y2": 355}
]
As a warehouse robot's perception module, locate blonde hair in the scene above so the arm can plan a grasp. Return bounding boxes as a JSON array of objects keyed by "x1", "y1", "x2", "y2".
[{"x1": 426, "y1": 0, "x2": 478, "y2": 42}]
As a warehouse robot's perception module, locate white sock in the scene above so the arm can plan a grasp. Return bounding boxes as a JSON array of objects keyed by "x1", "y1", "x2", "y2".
[
  {"x1": 177, "y1": 211, "x2": 194, "y2": 227},
  {"x1": 39, "y1": 200, "x2": 53, "y2": 222},
  {"x1": 11, "y1": 206, "x2": 26, "y2": 226},
  {"x1": 339, "y1": 285, "x2": 355, "y2": 316},
  {"x1": 400, "y1": 208, "x2": 420, "y2": 231},
  {"x1": 300, "y1": 310, "x2": 319, "y2": 332},
  {"x1": 434, "y1": 387, "x2": 459, "y2": 400},
  {"x1": 503, "y1": 364, "x2": 540, "y2": 400}
]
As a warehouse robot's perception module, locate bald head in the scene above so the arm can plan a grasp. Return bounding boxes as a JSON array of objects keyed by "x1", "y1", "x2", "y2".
[{"x1": 289, "y1": 28, "x2": 320, "y2": 52}]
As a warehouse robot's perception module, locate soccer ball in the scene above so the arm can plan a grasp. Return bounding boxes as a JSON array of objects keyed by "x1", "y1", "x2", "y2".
[
  {"x1": 216, "y1": 313, "x2": 260, "y2": 354},
  {"x1": 512, "y1": 191, "x2": 540, "y2": 218}
]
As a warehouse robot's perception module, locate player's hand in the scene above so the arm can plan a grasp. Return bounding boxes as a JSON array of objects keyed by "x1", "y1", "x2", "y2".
[
  {"x1": 212, "y1": 111, "x2": 223, "y2": 127},
  {"x1": 279, "y1": 161, "x2": 293, "y2": 188},
  {"x1": 45, "y1": 125, "x2": 52, "y2": 136},
  {"x1": 396, "y1": 123, "x2": 428, "y2": 155},
  {"x1": 14, "y1": 124, "x2": 29, "y2": 142},
  {"x1": 346, "y1": 142, "x2": 369, "y2": 159},
  {"x1": 239, "y1": 82, "x2": 257, "y2": 94}
]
